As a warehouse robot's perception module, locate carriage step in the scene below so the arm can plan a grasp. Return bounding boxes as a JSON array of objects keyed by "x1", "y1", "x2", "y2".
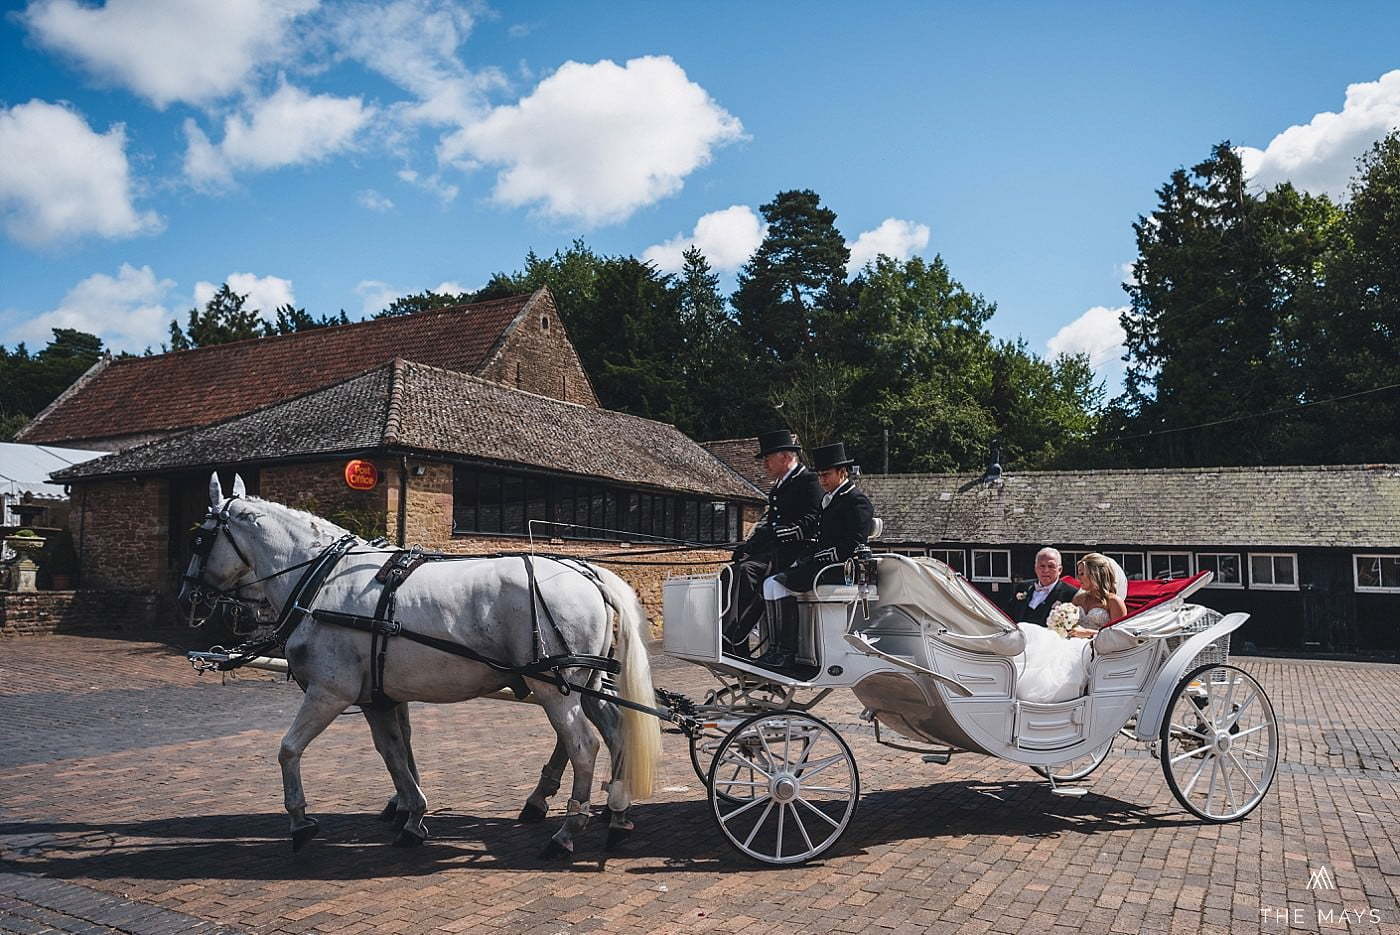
[
  {"x1": 921, "y1": 752, "x2": 951, "y2": 764},
  {"x1": 1050, "y1": 784, "x2": 1090, "y2": 797}
]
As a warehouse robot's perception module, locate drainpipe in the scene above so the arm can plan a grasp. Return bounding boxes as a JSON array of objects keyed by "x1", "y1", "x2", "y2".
[
  {"x1": 397, "y1": 455, "x2": 409, "y2": 548},
  {"x1": 76, "y1": 485, "x2": 87, "y2": 589}
]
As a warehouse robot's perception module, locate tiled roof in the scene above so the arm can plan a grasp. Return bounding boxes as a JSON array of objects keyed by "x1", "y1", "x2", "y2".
[
  {"x1": 55, "y1": 359, "x2": 764, "y2": 502},
  {"x1": 700, "y1": 438, "x2": 768, "y2": 493},
  {"x1": 17, "y1": 291, "x2": 542, "y2": 446},
  {"x1": 860, "y1": 465, "x2": 1400, "y2": 549}
]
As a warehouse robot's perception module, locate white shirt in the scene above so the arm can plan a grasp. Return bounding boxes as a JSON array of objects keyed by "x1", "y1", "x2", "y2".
[{"x1": 1027, "y1": 581, "x2": 1056, "y2": 609}]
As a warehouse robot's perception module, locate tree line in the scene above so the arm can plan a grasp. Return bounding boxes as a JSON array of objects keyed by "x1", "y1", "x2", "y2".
[{"x1": 4, "y1": 131, "x2": 1396, "y2": 470}]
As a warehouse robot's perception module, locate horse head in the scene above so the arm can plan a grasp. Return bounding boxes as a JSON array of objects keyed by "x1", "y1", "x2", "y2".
[{"x1": 177, "y1": 472, "x2": 266, "y2": 623}]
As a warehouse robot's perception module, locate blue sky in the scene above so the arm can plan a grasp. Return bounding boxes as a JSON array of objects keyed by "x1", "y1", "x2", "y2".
[{"x1": 2, "y1": 0, "x2": 1397, "y2": 397}]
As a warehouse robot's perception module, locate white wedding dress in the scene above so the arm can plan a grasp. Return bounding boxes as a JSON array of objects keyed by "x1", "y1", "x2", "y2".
[{"x1": 1011, "y1": 565, "x2": 1127, "y2": 704}]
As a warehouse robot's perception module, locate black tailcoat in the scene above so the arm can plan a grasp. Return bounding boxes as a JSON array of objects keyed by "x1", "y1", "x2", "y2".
[
  {"x1": 723, "y1": 464, "x2": 824, "y2": 641},
  {"x1": 781, "y1": 481, "x2": 875, "y2": 592},
  {"x1": 1005, "y1": 578, "x2": 1079, "y2": 626}
]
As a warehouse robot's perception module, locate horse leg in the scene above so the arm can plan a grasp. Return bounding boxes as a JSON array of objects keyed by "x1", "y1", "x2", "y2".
[
  {"x1": 369, "y1": 703, "x2": 424, "y2": 825},
  {"x1": 534, "y1": 689, "x2": 599, "y2": 859},
  {"x1": 279, "y1": 689, "x2": 349, "y2": 852},
  {"x1": 363, "y1": 705, "x2": 428, "y2": 843},
  {"x1": 582, "y1": 692, "x2": 633, "y2": 850},
  {"x1": 520, "y1": 739, "x2": 567, "y2": 823}
]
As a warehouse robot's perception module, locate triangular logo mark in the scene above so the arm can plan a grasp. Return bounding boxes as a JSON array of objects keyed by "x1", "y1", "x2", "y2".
[{"x1": 1307, "y1": 865, "x2": 1335, "y2": 890}]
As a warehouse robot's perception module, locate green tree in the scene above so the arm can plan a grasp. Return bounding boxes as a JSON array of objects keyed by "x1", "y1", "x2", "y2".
[
  {"x1": 168, "y1": 284, "x2": 266, "y2": 350},
  {"x1": 0, "y1": 329, "x2": 105, "y2": 439},
  {"x1": 371, "y1": 290, "x2": 473, "y2": 319},
  {"x1": 265, "y1": 305, "x2": 350, "y2": 334},
  {"x1": 674, "y1": 246, "x2": 749, "y2": 439}
]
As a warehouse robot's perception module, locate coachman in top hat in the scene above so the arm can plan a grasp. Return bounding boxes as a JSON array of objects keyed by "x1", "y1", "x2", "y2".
[
  {"x1": 722, "y1": 430, "x2": 823, "y2": 652},
  {"x1": 759, "y1": 441, "x2": 875, "y2": 670}
]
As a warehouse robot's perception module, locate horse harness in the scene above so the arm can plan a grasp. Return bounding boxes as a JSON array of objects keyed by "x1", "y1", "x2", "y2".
[{"x1": 189, "y1": 509, "x2": 633, "y2": 712}]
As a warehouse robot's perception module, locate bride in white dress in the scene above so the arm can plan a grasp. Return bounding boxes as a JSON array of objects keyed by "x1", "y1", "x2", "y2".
[{"x1": 1014, "y1": 553, "x2": 1129, "y2": 703}]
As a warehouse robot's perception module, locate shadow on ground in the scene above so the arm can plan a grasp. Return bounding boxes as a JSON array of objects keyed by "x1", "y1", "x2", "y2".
[{"x1": 1, "y1": 780, "x2": 1200, "y2": 881}]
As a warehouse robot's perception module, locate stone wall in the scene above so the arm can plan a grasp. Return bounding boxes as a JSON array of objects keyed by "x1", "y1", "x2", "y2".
[
  {"x1": 477, "y1": 290, "x2": 599, "y2": 407},
  {"x1": 0, "y1": 590, "x2": 176, "y2": 637},
  {"x1": 69, "y1": 478, "x2": 171, "y2": 590},
  {"x1": 261, "y1": 461, "x2": 392, "y2": 539}
]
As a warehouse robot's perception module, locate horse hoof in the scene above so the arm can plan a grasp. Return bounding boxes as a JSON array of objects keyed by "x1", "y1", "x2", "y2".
[
  {"x1": 391, "y1": 810, "x2": 410, "y2": 831},
  {"x1": 291, "y1": 819, "x2": 320, "y2": 853},
  {"x1": 518, "y1": 803, "x2": 547, "y2": 823},
  {"x1": 605, "y1": 827, "x2": 631, "y2": 851},
  {"x1": 540, "y1": 839, "x2": 573, "y2": 860},
  {"x1": 377, "y1": 800, "x2": 398, "y2": 822},
  {"x1": 392, "y1": 827, "x2": 427, "y2": 848}
]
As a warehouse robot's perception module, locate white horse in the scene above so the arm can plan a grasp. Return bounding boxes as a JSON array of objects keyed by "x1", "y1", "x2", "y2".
[{"x1": 178, "y1": 474, "x2": 661, "y2": 857}]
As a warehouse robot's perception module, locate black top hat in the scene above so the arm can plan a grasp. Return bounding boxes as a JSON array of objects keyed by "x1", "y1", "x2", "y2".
[
  {"x1": 755, "y1": 429, "x2": 802, "y2": 459},
  {"x1": 811, "y1": 442, "x2": 855, "y2": 471}
]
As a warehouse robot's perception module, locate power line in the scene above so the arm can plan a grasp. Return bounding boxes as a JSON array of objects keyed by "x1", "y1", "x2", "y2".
[{"x1": 1113, "y1": 382, "x2": 1400, "y2": 444}]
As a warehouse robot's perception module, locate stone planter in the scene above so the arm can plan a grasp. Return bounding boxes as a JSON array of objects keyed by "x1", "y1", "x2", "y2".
[{"x1": 5, "y1": 535, "x2": 45, "y2": 592}]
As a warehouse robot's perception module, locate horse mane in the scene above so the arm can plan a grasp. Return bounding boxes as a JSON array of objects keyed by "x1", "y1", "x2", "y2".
[{"x1": 238, "y1": 496, "x2": 358, "y2": 543}]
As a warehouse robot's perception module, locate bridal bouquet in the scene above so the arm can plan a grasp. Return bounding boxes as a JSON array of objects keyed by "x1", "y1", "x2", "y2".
[{"x1": 1047, "y1": 602, "x2": 1080, "y2": 638}]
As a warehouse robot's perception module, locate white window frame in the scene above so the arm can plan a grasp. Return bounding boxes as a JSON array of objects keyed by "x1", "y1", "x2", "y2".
[
  {"x1": 1196, "y1": 552, "x2": 1244, "y2": 589},
  {"x1": 1248, "y1": 552, "x2": 1299, "y2": 591},
  {"x1": 887, "y1": 547, "x2": 928, "y2": 557},
  {"x1": 1148, "y1": 551, "x2": 1194, "y2": 581},
  {"x1": 1103, "y1": 551, "x2": 1146, "y2": 581},
  {"x1": 1353, "y1": 554, "x2": 1400, "y2": 593},
  {"x1": 971, "y1": 548, "x2": 1011, "y2": 582},
  {"x1": 928, "y1": 548, "x2": 966, "y2": 576}
]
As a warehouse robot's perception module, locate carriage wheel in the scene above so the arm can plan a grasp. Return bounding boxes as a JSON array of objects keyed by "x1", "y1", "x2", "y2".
[
  {"x1": 1032, "y1": 737, "x2": 1114, "y2": 782},
  {"x1": 707, "y1": 712, "x2": 858, "y2": 865},
  {"x1": 689, "y1": 682, "x2": 789, "y2": 800},
  {"x1": 1159, "y1": 664, "x2": 1278, "y2": 823}
]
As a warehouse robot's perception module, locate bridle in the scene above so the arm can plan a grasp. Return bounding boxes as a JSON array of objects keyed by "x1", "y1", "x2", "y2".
[{"x1": 182, "y1": 496, "x2": 326, "y2": 632}]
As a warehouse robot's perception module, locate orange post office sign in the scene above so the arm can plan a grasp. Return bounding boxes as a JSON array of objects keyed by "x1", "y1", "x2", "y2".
[{"x1": 344, "y1": 459, "x2": 379, "y2": 491}]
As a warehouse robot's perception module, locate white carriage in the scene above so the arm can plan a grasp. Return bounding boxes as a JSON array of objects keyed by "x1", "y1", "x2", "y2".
[{"x1": 662, "y1": 553, "x2": 1280, "y2": 865}]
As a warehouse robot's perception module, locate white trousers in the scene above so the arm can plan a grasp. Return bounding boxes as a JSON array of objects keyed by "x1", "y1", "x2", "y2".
[{"x1": 762, "y1": 575, "x2": 797, "y2": 600}]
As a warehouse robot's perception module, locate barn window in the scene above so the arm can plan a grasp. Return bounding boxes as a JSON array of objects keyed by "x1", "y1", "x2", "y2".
[
  {"x1": 1103, "y1": 551, "x2": 1146, "y2": 580},
  {"x1": 1148, "y1": 552, "x2": 1193, "y2": 580},
  {"x1": 1196, "y1": 553, "x2": 1243, "y2": 588},
  {"x1": 971, "y1": 549, "x2": 1010, "y2": 582},
  {"x1": 1353, "y1": 554, "x2": 1400, "y2": 592},
  {"x1": 928, "y1": 549, "x2": 966, "y2": 575},
  {"x1": 1248, "y1": 553, "x2": 1298, "y2": 591}
]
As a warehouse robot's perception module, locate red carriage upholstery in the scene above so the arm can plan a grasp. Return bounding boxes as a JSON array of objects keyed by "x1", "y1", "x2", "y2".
[{"x1": 1060, "y1": 571, "x2": 1211, "y2": 624}]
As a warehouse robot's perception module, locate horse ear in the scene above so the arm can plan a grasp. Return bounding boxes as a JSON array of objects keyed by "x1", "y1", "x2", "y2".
[
  {"x1": 232, "y1": 473, "x2": 247, "y2": 498},
  {"x1": 209, "y1": 472, "x2": 223, "y2": 507}
]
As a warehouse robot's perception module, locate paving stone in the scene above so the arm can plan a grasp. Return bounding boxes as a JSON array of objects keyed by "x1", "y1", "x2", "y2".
[{"x1": 1, "y1": 637, "x2": 1398, "y2": 934}]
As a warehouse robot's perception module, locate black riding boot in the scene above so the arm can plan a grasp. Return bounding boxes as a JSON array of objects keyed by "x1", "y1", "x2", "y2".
[{"x1": 758, "y1": 598, "x2": 800, "y2": 670}]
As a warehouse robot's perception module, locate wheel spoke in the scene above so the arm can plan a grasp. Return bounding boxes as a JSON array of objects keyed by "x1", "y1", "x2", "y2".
[
  {"x1": 1205, "y1": 754, "x2": 1220, "y2": 814},
  {"x1": 1239, "y1": 747, "x2": 1270, "y2": 759},
  {"x1": 713, "y1": 778, "x2": 767, "y2": 789},
  {"x1": 798, "y1": 785, "x2": 852, "y2": 794},
  {"x1": 1170, "y1": 721, "x2": 1209, "y2": 740},
  {"x1": 1233, "y1": 723, "x2": 1270, "y2": 739},
  {"x1": 775, "y1": 800, "x2": 785, "y2": 858},
  {"x1": 795, "y1": 795, "x2": 841, "y2": 829},
  {"x1": 1219, "y1": 756, "x2": 1238, "y2": 812},
  {"x1": 742, "y1": 801, "x2": 774, "y2": 848},
  {"x1": 719, "y1": 793, "x2": 771, "y2": 824},
  {"x1": 790, "y1": 801, "x2": 815, "y2": 852},
  {"x1": 1170, "y1": 746, "x2": 1207, "y2": 766},
  {"x1": 1228, "y1": 689, "x2": 1258, "y2": 725},
  {"x1": 721, "y1": 751, "x2": 772, "y2": 779},
  {"x1": 1227, "y1": 752, "x2": 1263, "y2": 796},
  {"x1": 796, "y1": 752, "x2": 847, "y2": 780},
  {"x1": 756, "y1": 721, "x2": 778, "y2": 767},
  {"x1": 1181, "y1": 748, "x2": 1211, "y2": 797}
]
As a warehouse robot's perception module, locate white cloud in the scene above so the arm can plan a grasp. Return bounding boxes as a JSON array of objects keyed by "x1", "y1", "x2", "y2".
[
  {"x1": 194, "y1": 272, "x2": 296, "y2": 315},
  {"x1": 397, "y1": 167, "x2": 459, "y2": 204},
  {"x1": 1047, "y1": 305, "x2": 1127, "y2": 368},
  {"x1": 0, "y1": 99, "x2": 161, "y2": 247},
  {"x1": 354, "y1": 279, "x2": 402, "y2": 318},
  {"x1": 357, "y1": 189, "x2": 395, "y2": 212},
  {"x1": 846, "y1": 218, "x2": 930, "y2": 274},
  {"x1": 642, "y1": 205, "x2": 766, "y2": 272},
  {"x1": 442, "y1": 55, "x2": 744, "y2": 226},
  {"x1": 432, "y1": 281, "x2": 469, "y2": 295},
  {"x1": 21, "y1": 0, "x2": 317, "y2": 108},
  {"x1": 8, "y1": 264, "x2": 175, "y2": 352},
  {"x1": 1238, "y1": 69, "x2": 1400, "y2": 198},
  {"x1": 183, "y1": 82, "x2": 373, "y2": 186},
  {"x1": 332, "y1": 0, "x2": 504, "y2": 128}
]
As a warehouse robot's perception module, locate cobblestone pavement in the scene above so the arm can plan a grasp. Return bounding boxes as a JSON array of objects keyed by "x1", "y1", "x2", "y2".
[{"x1": 1, "y1": 634, "x2": 1397, "y2": 935}]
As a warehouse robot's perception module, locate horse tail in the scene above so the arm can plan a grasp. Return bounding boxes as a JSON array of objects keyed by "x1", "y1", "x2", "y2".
[{"x1": 593, "y1": 566, "x2": 660, "y2": 801}]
